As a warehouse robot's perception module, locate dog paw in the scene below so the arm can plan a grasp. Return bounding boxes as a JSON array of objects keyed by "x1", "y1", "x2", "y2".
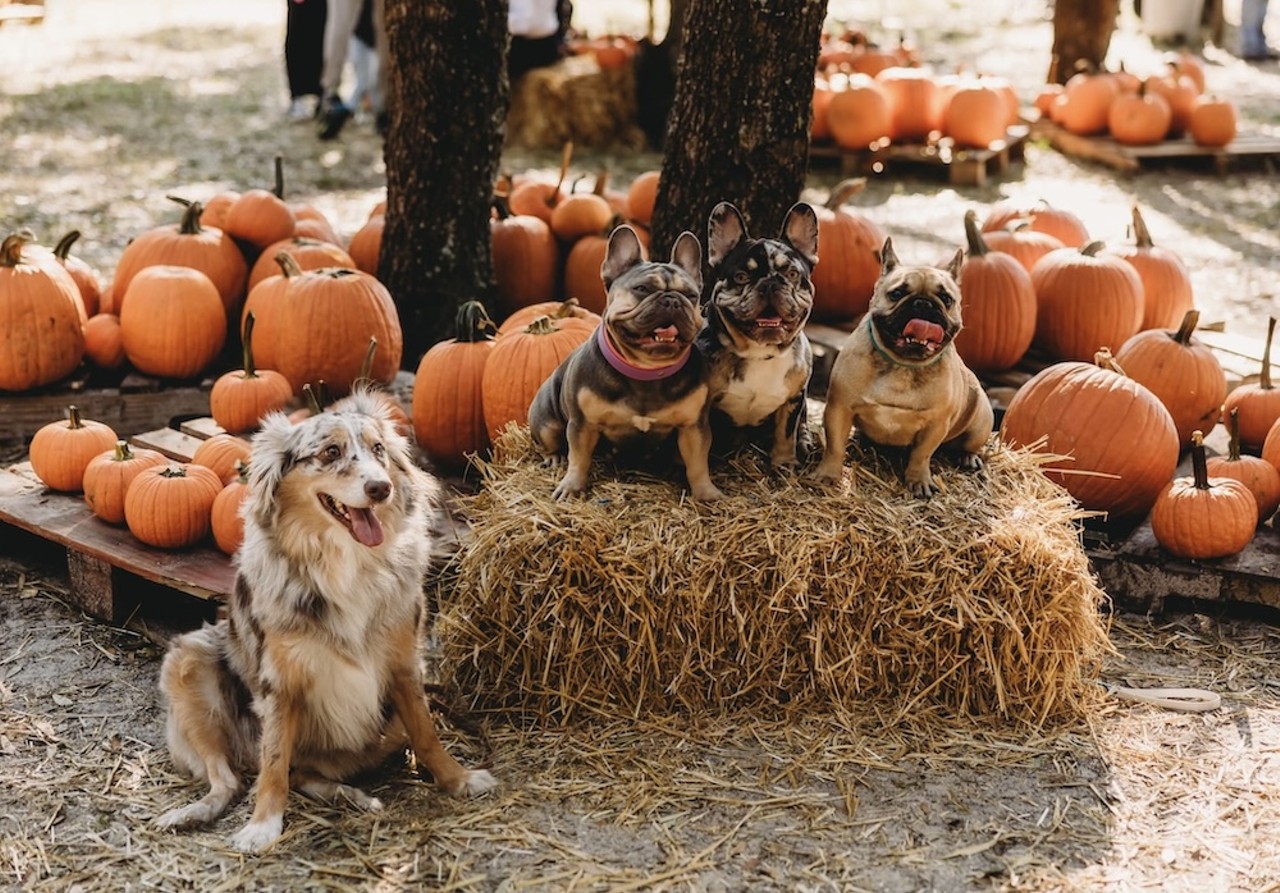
[
  {"x1": 155, "y1": 802, "x2": 216, "y2": 831},
  {"x1": 229, "y1": 816, "x2": 284, "y2": 853},
  {"x1": 336, "y1": 784, "x2": 383, "y2": 812},
  {"x1": 959, "y1": 453, "x2": 985, "y2": 472},
  {"x1": 551, "y1": 478, "x2": 587, "y2": 500},
  {"x1": 906, "y1": 478, "x2": 936, "y2": 500},
  {"x1": 448, "y1": 768, "x2": 498, "y2": 798},
  {"x1": 691, "y1": 483, "x2": 725, "y2": 501}
]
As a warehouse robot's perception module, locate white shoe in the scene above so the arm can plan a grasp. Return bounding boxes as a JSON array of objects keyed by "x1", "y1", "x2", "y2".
[{"x1": 287, "y1": 98, "x2": 313, "y2": 122}]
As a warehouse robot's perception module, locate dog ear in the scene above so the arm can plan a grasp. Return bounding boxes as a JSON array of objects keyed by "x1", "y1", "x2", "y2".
[
  {"x1": 669, "y1": 230, "x2": 703, "y2": 292},
  {"x1": 332, "y1": 386, "x2": 392, "y2": 424},
  {"x1": 600, "y1": 224, "x2": 645, "y2": 288},
  {"x1": 781, "y1": 202, "x2": 819, "y2": 268},
  {"x1": 878, "y1": 237, "x2": 899, "y2": 274},
  {"x1": 941, "y1": 247, "x2": 964, "y2": 282},
  {"x1": 245, "y1": 410, "x2": 300, "y2": 529},
  {"x1": 706, "y1": 202, "x2": 747, "y2": 269}
]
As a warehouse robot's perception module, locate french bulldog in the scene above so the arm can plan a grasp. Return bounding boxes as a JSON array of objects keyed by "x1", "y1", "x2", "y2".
[
  {"x1": 810, "y1": 237, "x2": 993, "y2": 498},
  {"x1": 697, "y1": 201, "x2": 818, "y2": 469},
  {"x1": 528, "y1": 224, "x2": 724, "y2": 501}
]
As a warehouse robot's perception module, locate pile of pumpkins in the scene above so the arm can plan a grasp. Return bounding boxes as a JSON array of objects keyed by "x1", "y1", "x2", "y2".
[
  {"x1": 811, "y1": 28, "x2": 1023, "y2": 151},
  {"x1": 1035, "y1": 51, "x2": 1237, "y2": 148}
]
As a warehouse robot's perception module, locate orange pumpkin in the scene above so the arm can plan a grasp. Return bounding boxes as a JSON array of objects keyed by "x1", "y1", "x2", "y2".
[
  {"x1": 247, "y1": 236, "x2": 355, "y2": 291},
  {"x1": 999, "y1": 349, "x2": 1180, "y2": 520},
  {"x1": 1151, "y1": 431, "x2": 1257, "y2": 559},
  {"x1": 1053, "y1": 71, "x2": 1120, "y2": 136},
  {"x1": 82, "y1": 312, "x2": 127, "y2": 370},
  {"x1": 1263, "y1": 416, "x2": 1280, "y2": 473},
  {"x1": 191, "y1": 434, "x2": 252, "y2": 486},
  {"x1": 507, "y1": 142, "x2": 572, "y2": 223},
  {"x1": 480, "y1": 314, "x2": 594, "y2": 441},
  {"x1": 412, "y1": 301, "x2": 498, "y2": 469},
  {"x1": 626, "y1": 171, "x2": 661, "y2": 226},
  {"x1": 550, "y1": 191, "x2": 614, "y2": 243},
  {"x1": 1166, "y1": 50, "x2": 1207, "y2": 94},
  {"x1": 982, "y1": 199, "x2": 1089, "y2": 248},
  {"x1": 237, "y1": 252, "x2": 304, "y2": 373},
  {"x1": 491, "y1": 196, "x2": 560, "y2": 317},
  {"x1": 876, "y1": 66, "x2": 943, "y2": 142},
  {"x1": 1107, "y1": 205, "x2": 1194, "y2": 331},
  {"x1": 51, "y1": 230, "x2": 101, "y2": 318},
  {"x1": 221, "y1": 188, "x2": 297, "y2": 250},
  {"x1": 498, "y1": 297, "x2": 602, "y2": 336},
  {"x1": 0, "y1": 231, "x2": 87, "y2": 392},
  {"x1": 1031, "y1": 241, "x2": 1144, "y2": 363},
  {"x1": 28, "y1": 405, "x2": 120, "y2": 493},
  {"x1": 124, "y1": 463, "x2": 224, "y2": 549},
  {"x1": 1114, "y1": 309, "x2": 1226, "y2": 446},
  {"x1": 347, "y1": 214, "x2": 384, "y2": 276},
  {"x1": 1221, "y1": 317, "x2": 1280, "y2": 450},
  {"x1": 210, "y1": 461, "x2": 249, "y2": 555},
  {"x1": 981, "y1": 221, "x2": 1065, "y2": 276},
  {"x1": 291, "y1": 205, "x2": 342, "y2": 246},
  {"x1": 810, "y1": 178, "x2": 886, "y2": 322},
  {"x1": 953, "y1": 209, "x2": 1036, "y2": 373},
  {"x1": 82, "y1": 440, "x2": 167, "y2": 525},
  {"x1": 1206, "y1": 408, "x2": 1280, "y2": 523},
  {"x1": 1188, "y1": 94, "x2": 1237, "y2": 148},
  {"x1": 811, "y1": 74, "x2": 834, "y2": 141},
  {"x1": 826, "y1": 73, "x2": 892, "y2": 151},
  {"x1": 199, "y1": 190, "x2": 241, "y2": 230},
  {"x1": 1107, "y1": 84, "x2": 1171, "y2": 146},
  {"x1": 1144, "y1": 72, "x2": 1198, "y2": 136},
  {"x1": 563, "y1": 227, "x2": 650, "y2": 315},
  {"x1": 943, "y1": 79, "x2": 1009, "y2": 148},
  {"x1": 209, "y1": 312, "x2": 295, "y2": 434},
  {"x1": 119, "y1": 265, "x2": 227, "y2": 379}
]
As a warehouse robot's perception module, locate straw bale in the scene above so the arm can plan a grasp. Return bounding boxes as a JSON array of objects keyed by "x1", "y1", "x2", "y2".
[
  {"x1": 437, "y1": 426, "x2": 1112, "y2": 728},
  {"x1": 506, "y1": 53, "x2": 647, "y2": 150}
]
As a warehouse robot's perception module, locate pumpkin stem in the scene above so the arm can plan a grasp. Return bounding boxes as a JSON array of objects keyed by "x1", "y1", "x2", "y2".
[
  {"x1": 52, "y1": 230, "x2": 82, "y2": 262},
  {"x1": 1093, "y1": 348, "x2": 1126, "y2": 377},
  {"x1": 233, "y1": 458, "x2": 250, "y2": 483},
  {"x1": 275, "y1": 252, "x2": 303, "y2": 278},
  {"x1": 1227, "y1": 407, "x2": 1243, "y2": 462},
  {"x1": 1262, "y1": 317, "x2": 1276, "y2": 391},
  {"x1": 166, "y1": 196, "x2": 206, "y2": 235},
  {"x1": 525, "y1": 315, "x2": 557, "y2": 336},
  {"x1": 492, "y1": 194, "x2": 513, "y2": 220},
  {"x1": 66, "y1": 405, "x2": 84, "y2": 429},
  {"x1": 593, "y1": 169, "x2": 610, "y2": 196},
  {"x1": 357, "y1": 336, "x2": 379, "y2": 385},
  {"x1": 824, "y1": 177, "x2": 868, "y2": 211},
  {"x1": 273, "y1": 155, "x2": 286, "y2": 200},
  {"x1": 547, "y1": 141, "x2": 573, "y2": 209},
  {"x1": 962, "y1": 209, "x2": 990, "y2": 258},
  {"x1": 158, "y1": 465, "x2": 190, "y2": 479},
  {"x1": 1, "y1": 231, "x2": 33, "y2": 267},
  {"x1": 1080, "y1": 240, "x2": 1106, "y2": 258},
  {"x1": 455, "y1": 301, "x2": 497, "y2": 343},
  {"x1": 1171, "y1": 309, "x2": 1200, "y2": 345},
  {"x1": 302, "y1": 383, "x2": 324, "y2": 416},
  {"x1": 240, "y1": 312, "x2": 260, "y2": 379},
  {"x1": 112, "y1": 439, "x2": 133, "y2": 462},
  {"x1": 1190, "y1": 430, "x2": 1210, "y2": 490},
  {"x1": 1130, "y1": 205, "x2": 1155, "y2": 249}
]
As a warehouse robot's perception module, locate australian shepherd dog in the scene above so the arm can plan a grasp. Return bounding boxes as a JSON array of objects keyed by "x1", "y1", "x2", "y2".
[{"x1": 155, "y1": 389, "x2": 496, "y2": 852}]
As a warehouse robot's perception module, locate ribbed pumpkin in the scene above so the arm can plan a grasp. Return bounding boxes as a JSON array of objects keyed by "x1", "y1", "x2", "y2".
[
  {"x1": 810, "y1": 178, "x2": 886, "y2": 322},
  {"x1": 550, "y1": 190, "x2": 614, "y2": 244},
  {"x1": 292, "y1": 206, "x2": 342, "y2": 246},
  {"x1": 1144, "y1": 72, "x2": 1198, "y2": 136},
  {"x1": 982, "y1": 199, "x2": 1089, "y2": 248},
  {"x1": 119, "y1": 265, "x2": 227, "y2": 379},
  {"x1": 1151, "y1": 431, "x2": 1257, "y2": 559},
  {"x1": 413, "y1": 301, "x2": 498, "y2": 469},
  {"x1": 498, "y1": 297, "x2": 602, "y2": 336},
  {"x1": 1221, "y1": 317, "x2": 1280, "y2": 450},
  {"x1": 112, "y1": 197, "x2": 248, "y2": 320},
  {"x1": 626, "y1": 170, "x2": 661, "y2": 225},
  {"x1": 811, "y1": 74, "x2": 834, "y2": 141},
  {"x1": 82, "y1": 312, "x2": 126, "y2": 370},
  {"x1": 1206, "y1": 408, "x2": 1280, "y2": 523},
  {"x1": 209, "y1": 312, "x2": 294, "y2": 434},
  {"x1": 1107, "y1": 206, "x2": 1194, "y2": 331},
  {"x1": 124, "y1": 463, "x2": 224, "y2": 549},
  {"x1": 210, "y1": 461, "x2": 249, "y2": 555},
  {"x1": 52, "y1": 230, "x2": 101, "y2": 318},
  {"x1": 347, "y1": 214, "x2": 383, "y2": 276},
  {"x1": 247, "y1": 237, "x2": 354, "y2": 291},
  {"x1": 826, "y1": 73, "x2": 892, "y2": 151},
  {"x1": 1113, "y1": 309, "x2": 1226, "y2": 446},
  {"x1": 221, "y1": 188, "x2": 297, "y2": 250},
  {"x1": 240, "y1": 252, "x2": 304, "y2": 371},
  {"x1": 268, "y1": 267, "x2": 403, "y2": 394},
  {"x1": 0, "y1": 231, "x2": 87, "y2": 392},
  {"x1": 1031, "y1": 241, "x2": 1144, "y2": 363},
  {"x1": 981, "y1": 221, "x2": 1066, "y2": 277},
  {"x1": 199, "y1": 190, "x2": 241, "y2": 230},
  {"x1": 1052, "y1": 71, "x2": 1120, "y2": 136},
  {"x1": 876, "y1": 66, "x2": 943, "y2": 142},
  {"x1": 491, "y1": 196, "x2": 560, "y2": 317},
  {"x1": 507, "y1": 142, "x2": 571, "y2": 223},
  {"x1": 1263, "y1": 417, "x2": 1280, "y2": 473},
  {"x1": 1106, "y1": 84, "x2": 1171, "y2": 146},
  {"x1": 28, "y1": 405, "x2": 119, "y2": 493},
  {"x1": 480, "y1": 314, "x2": 595, "y2": 440},
  {"x1": 563, "y1": 226, "x2": 650, "y2": 315},
  {"x1": 82, "y1": 440, "x2": 167, "y2": 525},
  {"x1": 953, "y1": 210, "x2": 1036, "y2": 373},
  {"x1": 999, "y1": 349, "x2": 1180, "y2": 520},
  {"x1": 191, "y1": 434, "x2": 252, "y2": 486}
]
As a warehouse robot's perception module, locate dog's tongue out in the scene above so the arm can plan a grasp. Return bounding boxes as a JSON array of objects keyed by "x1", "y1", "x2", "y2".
[
  {"x1": 349, "y1": 507, "x2": 384, "y2": 547},
  {"x1": 904, "y1": 318, "x2": 945, "y2": 345},
  {"x1": 652, "y1": 325, "x2": 679, "y2": 343}
]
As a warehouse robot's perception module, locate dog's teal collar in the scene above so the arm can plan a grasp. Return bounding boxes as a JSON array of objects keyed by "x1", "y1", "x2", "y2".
[
  {"x1": 865, "y1": 315, "x2": 950, "y2": 368},
  {"x1": 597, "y1": 324, "x2": 692, "y2": 381}
]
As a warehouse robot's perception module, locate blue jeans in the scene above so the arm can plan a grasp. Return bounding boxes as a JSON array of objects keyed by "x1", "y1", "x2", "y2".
[{"x1": 1241, "y1": 0, "x2": 1271, "y2": 56}]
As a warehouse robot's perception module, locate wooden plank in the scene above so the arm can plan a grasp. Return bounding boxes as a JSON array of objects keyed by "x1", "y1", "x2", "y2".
[
  {"x1": 809, "y1": 126, "x2": 1029, "y2": 184},
  {"x1": 1031, "y1": 117, "x2": 1280, "y2": 173},
  {"x1": 180, "y1": 417, "x2": 227, "y2": 439},
  {"x1": 130, "y1": 427, "x2": 208, "y2": 462}
]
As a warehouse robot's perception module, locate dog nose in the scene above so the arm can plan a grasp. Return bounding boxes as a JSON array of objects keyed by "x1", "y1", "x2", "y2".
[{"x1": 364, "y1": 479, "x2": 391, "y2": 503}]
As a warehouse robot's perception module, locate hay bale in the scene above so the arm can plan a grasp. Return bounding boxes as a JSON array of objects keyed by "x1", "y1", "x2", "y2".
[
  {"x1": 437, "y1": 426, "x2": 1112, "y2": 728},
  {"x1": 506, "y1": 54, "x2": 647, "y2": 150}
]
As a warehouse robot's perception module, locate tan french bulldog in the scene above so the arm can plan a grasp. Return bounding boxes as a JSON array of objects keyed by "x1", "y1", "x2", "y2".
[
  {"x1": 527, "y1": 224, "x2": 723, "y2": 501},
  {"x1": 810, "y1": 237, "x2": 993, "y2": 498}
]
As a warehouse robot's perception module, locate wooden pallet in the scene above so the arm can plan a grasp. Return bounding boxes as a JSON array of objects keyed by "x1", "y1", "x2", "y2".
[
  {"x1": 1030, "y1": 117, "x2": 1280, "y2": 174},
  {"x1": 0, "y1": 0, "x2": 43, "y2": 25},
  {"x1": 809, "y1": 125, "x2": 1029, "y2": 186}
]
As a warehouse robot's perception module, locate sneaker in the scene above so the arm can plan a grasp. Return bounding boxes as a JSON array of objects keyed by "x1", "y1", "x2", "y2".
[
  {"x1": 287, "y1": 97, "x2": 313, "y2": 121},
  {"x1": 317, "y1": 98, "x2": 353, "y2": 140}
]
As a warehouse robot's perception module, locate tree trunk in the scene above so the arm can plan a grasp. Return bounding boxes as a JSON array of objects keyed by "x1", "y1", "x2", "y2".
[
  {"x1": 1049, "y1": 0, "x2": 1121, "y2": 82},
  {"x1": 380, "y1": 0, "x2": 508, "y2": 368},
  {"x1": 648, "y1": 0, "x2": 826, "y2": 261}
]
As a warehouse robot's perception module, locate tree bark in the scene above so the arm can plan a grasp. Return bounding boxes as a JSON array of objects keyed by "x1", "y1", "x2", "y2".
[
  {"x1": 1049, "y1": 0, "x2": 1121, "y2": 82},
  {"x1": 648, "y1": 0, "x2": 826, "y2": 261},
  {"x1": 380, "y1": 0, "x2": 508, "y2": 368}
]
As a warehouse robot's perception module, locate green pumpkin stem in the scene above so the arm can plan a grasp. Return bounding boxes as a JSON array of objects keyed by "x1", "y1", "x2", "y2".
[
  {"x1": 456, "y1": 301, "x2": 497, "y2": 342},
  {"x1": 1190, "y1": 430, "x2": 1210, "y2": 490},
  {"x1": 1171, "y1": 309, "x2": 1200, "y2": 346},
  {"x1": 1131, "y1": 205, "x2": 1155, "y2": 249},
  {"x1": 52, "y1": 230, "x2": 82, "y2": 262},
  {"x1": 962, "y1": 209, "x2": 990, "y2": 258},
  {"x1": 825, "y1": 177, "x2": 868, "y2": 211},
  {"x1": 1262, "y1": 317, "x2": 1276, "y2": 391},
  {"x1": 1227, "y1": 408, "x2": 1242, "y2": 462},
  {"x1": 240, "y1": 312, "x2": 260, "y2": 379}
]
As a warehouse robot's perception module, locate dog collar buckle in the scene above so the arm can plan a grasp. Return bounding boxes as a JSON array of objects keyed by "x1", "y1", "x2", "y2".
[{"x1": 597, "y1": 324, "x2": 692, "y2": 381}]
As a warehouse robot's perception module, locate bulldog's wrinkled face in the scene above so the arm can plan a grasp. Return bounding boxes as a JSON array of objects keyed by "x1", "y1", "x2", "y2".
[
  {"x1": 706, "y1": 202, "x2": 817, "y2": 348},
  {"x1": 869, "y1": 238, "x2": 964, "y2": 363},
  {"x1": 600, "y1": 226, "x2": 705, "y2": 368}
]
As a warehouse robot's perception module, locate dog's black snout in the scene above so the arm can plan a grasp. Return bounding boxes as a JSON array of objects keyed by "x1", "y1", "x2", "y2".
[
  {"x1": 365, "y1": 479, "x2": 391, "y2": 503},
  {"x1": 911, "y1": 297, "x2": 940, "y2": 316}
]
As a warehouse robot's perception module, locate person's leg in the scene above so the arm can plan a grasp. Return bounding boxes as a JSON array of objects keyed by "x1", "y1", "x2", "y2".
[
  {"x1": 1240, "y1": 0, "x2": 1271, "y2": 57},
  {"x1": 318, "y1": 0, "x2": 361, "y2": 137},
  {"x1": 285, "y1": 0, "x2": 326, "y2": 116}
]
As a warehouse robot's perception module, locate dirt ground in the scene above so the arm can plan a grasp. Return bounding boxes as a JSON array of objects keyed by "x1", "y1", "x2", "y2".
[{"x1": 2, "y1": 1, "x2": 1280, "y2": 891}]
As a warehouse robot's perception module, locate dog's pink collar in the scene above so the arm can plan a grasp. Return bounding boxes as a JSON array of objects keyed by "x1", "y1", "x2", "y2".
[{"x1": 597, "y1": 324, "x2": 692, "y2": 381}]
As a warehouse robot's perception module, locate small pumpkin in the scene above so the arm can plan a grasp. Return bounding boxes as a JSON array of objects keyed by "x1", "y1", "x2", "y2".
[
  {"x1": 550, "y1": 188, "x2": 614, "y2": 243},
  {"x1": 210, "y1": 460, "x2": 249, "y2": 555},
  {"x1": 1107, "y1": 205, "x2": 1194, "y2": 331},
  {"x1": 124, "y1": 463, "x2": 224, "y2": 549},
  {"x1": 507, "y1": 142, "x2": 572, "y2": 223},
  {"x1": 347, "y1": 214, "x2": 384, "y2": 276},
  {"x1": 1188, "y1": 94, "x2": 1236, "y2": 148},
  {"x1": 1263, "y1": 416, "x2": 1280, "y2": 473},
  {"x1": 480, "y1": 314, "x2": 594, "y2": 441},
  {"x1": 82, "y1": 312, "x2": 127, "y2": 370},
  {"x1": 810, "y1": 178, "x2": 886, "y2": 323},
  {"x1": 209, "y1": 312, "x2": 294, "y2": 434},
  {"x1": 1221, "y1": 317, "x2": 1280, "y2": 450},
  {"x1": 0, "y1": 231, "x2": 87, "y2": 392},
  {"x1": 191, "y1": 434, "x2": 252, "y2": 486},
  {"x1": 199, "y1": 190, "x2": 241, "y2": 230},
  {"x1": 1031, "y1": 241, "x2": 1144, "y2": 363},
  {"x1": 119, "y1": 265, "x2": 227, "y2": 379},
  {"x1": 1052, "y1": 71, "x2": 1120, "y2": 136},
  {"x1": 1206, "y1": 408, "x2": 1280, "y2": 523},
  {"x1": 980, "y1": 220, "x2": 1065, "y2": 276},
  {"x1": 982, "y1": 199, "x2": 1089, "y2": 248},
  {"x1": 953, "y1": 209, "x2": 1037, "y2": 373},
  {"x1": 29, "y1": 405, "x2": 120, "y2": 493},
  {"x1": 82, "y1": 439, "x2": 167, "y2": 525},
  {"x1": 221, "y1": 188, "x2": 297, "y2": 250},
  {"x1": 626, "y1": 171, "x2": 661, "y2": 226},
  {"x1": 498, "y1": 297, "x2": 602, "y2": 336},
  {"x1": 825, "y1": 72, "x2": 892, "y2": 151},
  {"x1": 491, "y1": 196, "x2": 560, "y2": 317},
  {"x1": 51, "y1": 230, "x2": 101, "y2": 318},
  {"x1": 1151, "y1": 431, "x2": 1257, "y2": 559},
  {"x1": 412, "y1": 301, "x2": 499, "y2": 469}
]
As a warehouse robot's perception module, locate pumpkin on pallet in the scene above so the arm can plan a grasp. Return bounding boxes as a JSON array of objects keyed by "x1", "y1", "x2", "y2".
[
  {"x1": 82, "y1": 312, "x2": 127, "y2": 370},
  {"x1": 83, "y1": 440, "x2": 167, "y2": 525},
  {"x1": 51, "y1": 230, "x2": 102, "y2": 318},
  {"x1": 29, "y1": 405, "x2": 119, "y2": 493},
  {"x1": 191, "y1": 434, "x2": 252, "y2": 486},
  {"x1": 413, "y1": 301, "x2": 499, "y2": 470},
  {"x1": 1151, "y1": 431, "x2": 1256, "y2": 560},
  {"x1": 211, "y1": 461, "x2": 249, "y2": 555},
  {"x1": 1221, "y1": 317, "x2": 1280, "y2": 450},
  {"x1": 1206, "y1": 408, "x2": 1280, "y2": 524},
  {"x1": 124, "y1": 463, "x2": 224, "y2": 549},
  {"x1": 0, "y1": 231, "x2": 86, "y2": 392},
  {"x1": 119, "y1": 265, "x2": 227, "y2": 380},
  {"x1": 209, "y1": 311, "x2": 294, "y2": 434}
]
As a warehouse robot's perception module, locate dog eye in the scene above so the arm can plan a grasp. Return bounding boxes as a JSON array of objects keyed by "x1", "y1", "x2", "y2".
[
  {"x1": 784, "y1": 267, "x2": 800, "y2": 282},
  {"x1": 937, "y1": 290, "x2": 954, "y2": 307},
  {"x1": 733, "y1": 272, "x2": 749, "y2": 285},
  {"x1": 321, "y1": 444, "x2": 342, "y2": 463},
  {"x1": 889, "y1": 285, "x2": 911, "y2": 301},
  {"x1": 372, "y1": 442, "x2": 386, "y2": 458}
]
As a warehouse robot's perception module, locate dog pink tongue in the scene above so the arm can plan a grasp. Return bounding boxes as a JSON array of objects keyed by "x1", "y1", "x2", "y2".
[
  {"x1": 905, "y1": 319, "x2": 945, "y2": 344},
  {"x1": 349, "y1": 507, "x2": 384, "y2": 547},
  {"x1": 653, "y1": 324, "x2": 678, "y2": 341}
]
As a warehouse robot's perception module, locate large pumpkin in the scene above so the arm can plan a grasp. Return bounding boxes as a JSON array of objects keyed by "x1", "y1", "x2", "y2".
[
  {"x1": 0, "y1": 231, "x2": 87, "y2": 392},
  {"x1": 413, "y1": 301, "x2": 498, "y2": 469},
  {"x1": 1107, "y1": 205, "x2": 1194, "y2": 331},
  {"x1": 1113, "y1": 309, "x2": 1226, "y2": 446},
  {"x1": 810, "y1": 178, "x2": 886, "y2": 322},
  {"x1": 119, "y1": 265, "x2": 227, "y2": 379},
  {"x1": 1151, "y1": 432, "x2": 1256, "y2": 559},
  {"x1": 999, "y1": 349, "x2": 1180, "y2": 520},
  {"x1": 1221, "y1": 317, "x2": 1280, "y2": 450},
  {"x1": 1031, "y1": 241, "x2": 1144, "y2": 363},
  {"x1": 491, "y1": 196, "x2": 560, "y2": 318},
  {"x1": 480, "y1": 314, "x2": 594, "y2": 441},
  {"x1": 82, "y1": 440, "x2": 168, "y2": 525},
  {"x1": 124, "y1": 463, "x2": 224, "y2": 549},
  {"x1": 28, "y1": 405, "x2": 119, "y2": 493},
  {"x1": 825, "y1": 73, "x2": 892, "y2": 151},
  {"x1": 953, "y1": 209, "x2": 1036, "y2": 373}
]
